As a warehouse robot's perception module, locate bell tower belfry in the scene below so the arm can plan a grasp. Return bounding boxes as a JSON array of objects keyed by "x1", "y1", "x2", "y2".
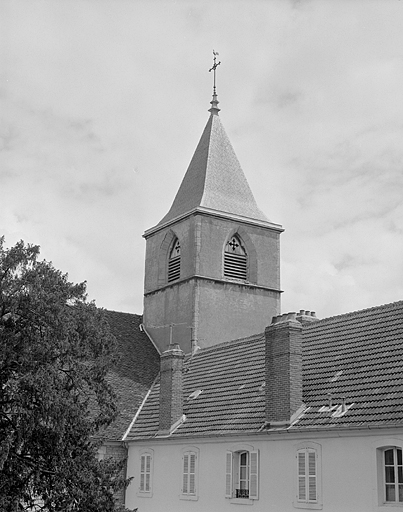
[{"x1": 143, "y1": 57, "x2": 283, "y2": 354}]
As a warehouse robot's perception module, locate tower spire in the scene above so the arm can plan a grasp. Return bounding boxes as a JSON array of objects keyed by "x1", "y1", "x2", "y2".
[{"x1": 208, "y1": 50, "x2": 221, "y2": 115}]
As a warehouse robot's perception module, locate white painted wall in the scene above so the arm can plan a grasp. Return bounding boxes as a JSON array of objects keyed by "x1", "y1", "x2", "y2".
[{"x1": 125, "y1": 429, "x2": 403, "y2": 512}]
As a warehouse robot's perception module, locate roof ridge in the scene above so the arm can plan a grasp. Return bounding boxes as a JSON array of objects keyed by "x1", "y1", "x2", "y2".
[
  {"x1": 103, "y1": 309, "x2": 142, "y2": 318},
  {"x1": 304, "y1": 300, "x2": 403, "y2": 327},
  {"x1": 197, "y1": 332, "x2": 264, "y2": 354}
]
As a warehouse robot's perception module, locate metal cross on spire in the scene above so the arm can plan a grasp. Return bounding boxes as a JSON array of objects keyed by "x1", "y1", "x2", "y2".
[
  {"x1": 208, "y1": 50, "x2": 221, "y2": 114},
  {"x1": 209, "y1": 50, "x2": 221, "y2": 96}
]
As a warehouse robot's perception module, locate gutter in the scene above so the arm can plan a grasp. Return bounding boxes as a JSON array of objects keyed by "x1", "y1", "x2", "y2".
[{"x1": 125, "y1": 422, "x2": 403, "y2": 444}]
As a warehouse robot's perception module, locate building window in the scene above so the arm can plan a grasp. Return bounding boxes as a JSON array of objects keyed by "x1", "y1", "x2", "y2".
[
  {"x1": 181, "y1": 447, "x2": 199, "y2": 501},
  {"x1": 226, "y1": 449, "x2": 259, "y2": 501},
  {"x1": 168, "y1": 238, "x2": 181, "y2": 282},
  {"x1": 138, "y1": 450, "x2": 153, "y2": 496},
  {"x1": 224, "y1": 235, "x2": 247, "y2": 281},
  {"x1": 294, "y1": 442, "x2": 322, "y2": 509},
  {"x1": 384, "y1": 447, "x2": 403, "y2": 503},
  {"x1": 298, "y1": 449, "x2": 317, "y2": 503}
]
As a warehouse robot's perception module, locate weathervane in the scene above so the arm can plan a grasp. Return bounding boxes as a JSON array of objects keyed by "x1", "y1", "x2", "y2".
[{"x1": 209, "y1": 50, "x2": 221, "y2": 96}]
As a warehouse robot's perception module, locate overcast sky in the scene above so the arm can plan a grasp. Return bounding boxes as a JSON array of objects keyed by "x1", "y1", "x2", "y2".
[{"x1": 2, "y1": 0, "x2": 403, "y2": 320}]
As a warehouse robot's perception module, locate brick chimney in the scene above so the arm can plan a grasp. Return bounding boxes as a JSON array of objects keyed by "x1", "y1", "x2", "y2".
[
  {"x1": 159, "y1": 343, "x2": 184, "y2": 434},
  {"x1": 265, "y1": 312, "x2": 303, "y2": 427}
]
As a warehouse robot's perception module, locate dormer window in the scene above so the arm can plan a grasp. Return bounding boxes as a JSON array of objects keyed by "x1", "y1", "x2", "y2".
[
  {"x1": 224, "y1": 235, "x2": 247, "y2": 280},
  {"x1": 168, "y1": 238, "x2": 181, "y2": 283}
]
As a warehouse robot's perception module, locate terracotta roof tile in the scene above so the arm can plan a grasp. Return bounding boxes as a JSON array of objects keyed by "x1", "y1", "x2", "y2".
[
  {"x1": 101, "y1": 310, "x2": 160, "y2": 440},
  {"x1": 126, "y1": 301, "x2": 403, "y2": 440},
  {"x1": 293, "y1": 301, "x2": 403, "y2": 430}
]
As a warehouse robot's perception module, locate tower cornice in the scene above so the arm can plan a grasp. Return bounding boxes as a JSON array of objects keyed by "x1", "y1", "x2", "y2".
[{"x1": 143, "y1": 207, "x2": 284, "y2": 239}]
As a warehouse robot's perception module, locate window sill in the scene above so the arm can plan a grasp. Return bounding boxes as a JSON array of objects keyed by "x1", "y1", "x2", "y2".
[
  {"x1": 180, "y1": 494, "x2": 198, "y2": 501},
  {"x1": 293, "y1": 501, "x2": 322, "y2": 510},
  {"x1": 137, "y1": 491, "x2": 153, "y2": 498},
  {"x1": 230, "y1": 498, "x2": 254, "y2": 505}
]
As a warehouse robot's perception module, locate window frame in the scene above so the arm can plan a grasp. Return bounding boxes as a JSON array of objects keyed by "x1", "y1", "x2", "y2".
[
  {"x1": 225, "y1": 445, "x2": 259, "y2": 502},
  {"x1": 137, "y1": 449, "x2": 154, "y2": 498},
  {"x1": 180, "y1": 447, "x2": 200, "y2": 501},
  {"x1": 375, "y1": 442, "x2": 403, "y2": 509},
  {"x1": 293, "y1": 442, "x2": 322, "y2": 510}
]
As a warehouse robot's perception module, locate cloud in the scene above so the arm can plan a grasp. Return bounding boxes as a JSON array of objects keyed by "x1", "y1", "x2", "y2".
[{"x1": 1, "y1": 0, "x2": 402, "y2": 319}]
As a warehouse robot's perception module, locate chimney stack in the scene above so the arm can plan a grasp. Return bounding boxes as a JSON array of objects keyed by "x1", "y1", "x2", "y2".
[
  {"x1": 265, "y1": 312, "x2": 303, "y2": 427},
  {"x1": 159, "y1": 343, "x2": 184, "y2": 434}
]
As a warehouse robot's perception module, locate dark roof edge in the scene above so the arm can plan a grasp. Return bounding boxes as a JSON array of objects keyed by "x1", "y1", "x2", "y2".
[
  {"x1": 103, "y1": 309, "x2": 142, "y2": 318},
  {"x1": 304, "y1": 300, "x2": 403, "y2": 328},
  {"x1": 192, "y1": 331, "x2": 265, "y2": 356}
]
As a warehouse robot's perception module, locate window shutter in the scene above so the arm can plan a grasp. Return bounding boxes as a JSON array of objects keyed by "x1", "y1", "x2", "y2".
[
  {"x1": 182, "y1": 452, "x2": 197, "y2": 496},
  {"x1": 146, "y1": 454, "x2": 151, "y2": 491},
  {"x1": 249, "y1": 450, "x2": 259, "y2": 500},
  {"x1": 140, "y1": 454, "x2": 145, "y2": 492},
  {"x1": 298, "y1": 451, "x2": 306, "y2": 501},
  {"x1": 225, "y1": 451, "x2": 233, "y2": 498},
  {"x1": 183, "y1": 453, "x2": 189, "y2": 494},
  {"x1": 189, "y1": 453, "x2": 196, "y2": 494},
  {"x1": 308, "y1": 451, "x2": 317, "y2": 501},
  {"x1": 140, "y1": 453, "x2": 152, "y2": 493}
]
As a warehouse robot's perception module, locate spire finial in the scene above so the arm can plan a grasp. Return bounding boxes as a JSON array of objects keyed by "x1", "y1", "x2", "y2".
[{"x1": 208, "y1": 50, "x2": 221, "y2": 115}]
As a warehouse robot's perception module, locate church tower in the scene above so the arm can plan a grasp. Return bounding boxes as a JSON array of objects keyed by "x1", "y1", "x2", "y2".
[{"x1": 143, "y1": 62, "x2": 283, "y2": 354}]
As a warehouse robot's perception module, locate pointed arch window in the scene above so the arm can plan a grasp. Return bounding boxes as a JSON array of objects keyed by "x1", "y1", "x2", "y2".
[
  {"x1": 168, "y1": 238, "x2": 181, "y2": 283},
  {"x1": 224, "y1": 235, "x2": 247, "y2": 281}
]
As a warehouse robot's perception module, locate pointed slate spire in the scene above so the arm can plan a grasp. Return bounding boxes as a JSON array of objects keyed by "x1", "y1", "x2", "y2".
[{"x1": 158, "y1": 101, "x2": 270, "y2": 227}]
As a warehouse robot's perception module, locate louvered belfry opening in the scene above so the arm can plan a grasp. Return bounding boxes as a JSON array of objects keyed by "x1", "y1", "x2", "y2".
[
  {"x1": 224, "y1": 235, "x2": 247, "y2": 280},
  {"x1": 168, "y1": 238, "x2": 181, "y2": 282}
]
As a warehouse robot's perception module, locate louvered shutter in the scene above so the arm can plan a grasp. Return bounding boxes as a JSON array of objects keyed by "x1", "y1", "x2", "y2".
[
  {"x1": 297, "y1": 451, "x2": 306, "y2": 501},
  {"x1": 225, "y1": 451, "x2": 233, "y2": 498},
  {"x1": 308, "y1": 451, "x2": 317, "y2": 502},
  {"x1": 168, "y1": 238, "x2": 181, "y2": 282},
  {"x1": 146, "y1": 454, "x2": 151, "y2": 491},
  {"x1": 140, "y1": 454, "x2": 145, "y2": 491},
  {"x1": 183, "y1": 453, "x2": 189, "y2": 494},
  {"x1": 249, "y1": 450, "x2": 259, "y2": 500},
  {"x1": 140, "y1": 453, "x2": 152, "y2": 492},
  {"x1": 189, "y1": 453, "x2": 196, "y2": 494},
  {"x1": 224, "y1": 236, "x2": 247, "y2": 280}
]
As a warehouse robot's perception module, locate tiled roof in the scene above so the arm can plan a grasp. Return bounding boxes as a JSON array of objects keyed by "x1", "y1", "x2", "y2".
[
  {"x1": 101, "y1": 310, "x2": 160, "y2": 440},
  {"x1": 295, "y1": 300, "x2": 403, "y2": 430},
  {"x1": 126, "y1": 333, "x2": 266, "y2": 440},
  {"x1": 156, "y1": 113, "x2": 274, "y2": 227},
  {"x1": 125, "y1": 301, "x2": 403, "y2": 440}
]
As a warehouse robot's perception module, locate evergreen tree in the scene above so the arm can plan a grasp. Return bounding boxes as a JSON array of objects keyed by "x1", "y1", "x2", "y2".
[{"x1": 0, "y1": 237, "x2": 131, "y2": 511}]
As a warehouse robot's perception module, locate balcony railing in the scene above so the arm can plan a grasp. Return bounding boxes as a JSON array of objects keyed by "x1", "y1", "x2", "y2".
[{"x1": 236, "y1": 489, "x2": 249, "y2": 499}]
